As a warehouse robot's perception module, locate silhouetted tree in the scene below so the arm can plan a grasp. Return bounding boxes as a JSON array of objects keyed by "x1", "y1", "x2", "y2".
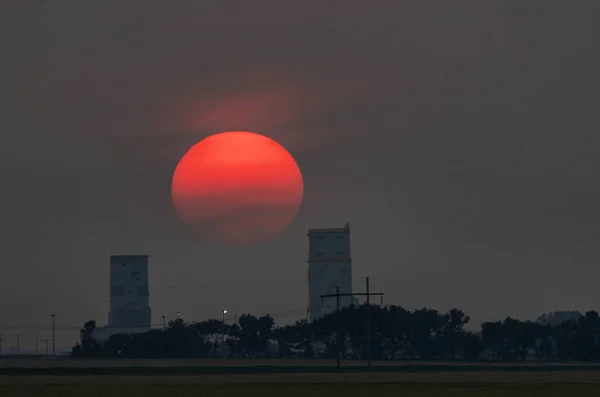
[
  {"x1": 407, "y1": 308, "x2": 445, "y2": 359},
  {"x1": 236, "y1": 314, "x2": 274, "y2": 357},
  {"x1": 78, "y1": 320, "x2": 100, "y2": 356},
  {"x1": 537, "y1": 311, "x2": 582, "y2": 327},
  {"x1": 481, "y1": 321, "x2": 504, "y2": 360},
  {"x1": 71, "y1": 306, "x2": 600, "y2": 362},
  {"x1": 441, "y1": 308, "x2": 470, "y2": 360},
  {"x1": 462, "y1": 332, "x2": 484, "y2": 360},
  {"x1": 194, "y1": 319, "x2": 226, "y2": 356},
  {"x1": 574, "y1": 311, "x2": 600, "y2": 361},
  {"x1": 380, "y1": 305, "x2": 411, "y2": 359}
]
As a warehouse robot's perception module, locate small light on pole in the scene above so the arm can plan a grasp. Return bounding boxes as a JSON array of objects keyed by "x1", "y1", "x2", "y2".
[
  {"x1": 221, "y1": 310, "x2": 227, "y2": 358},
  {"x1": 161, "y1": 315, "x2": 166, "y2": 329}
]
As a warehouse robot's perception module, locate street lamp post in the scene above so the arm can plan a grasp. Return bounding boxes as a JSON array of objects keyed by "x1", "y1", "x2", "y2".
[
  {"x1": 161, "y1": 315, "x2": 166, "y2": 329},
  {"x1": 221, "y1": 310, "x2": 227, "y2": 358},
  {"x1": 51, "y1": 314, "x2": 56, "y2": 356}
]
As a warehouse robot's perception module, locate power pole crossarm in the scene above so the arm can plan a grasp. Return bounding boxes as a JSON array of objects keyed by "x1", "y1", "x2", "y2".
[
  {"x1": 321, "y1": 292, "x2": 383, "y2": 298},
  {"x1": 319, "y1": 278, "x2": 384, "y2": 369}
]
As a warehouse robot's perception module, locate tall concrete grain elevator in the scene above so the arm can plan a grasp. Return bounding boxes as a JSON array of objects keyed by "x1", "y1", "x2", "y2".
[
  {"x1": 307, "y1": 224, "x2": 353, "y2": 321},
  {"x1": 108, "y1": 255, "x2": 152, "y2": 329}
]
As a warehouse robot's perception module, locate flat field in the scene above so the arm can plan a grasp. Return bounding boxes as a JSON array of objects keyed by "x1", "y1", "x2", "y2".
[
  {"x1": 3, "y1": 357, "x2": 600, "y2": 368},
  {"x1": 2, "y1": 359, "x2": 600, "y2": 396},
  {"x1": 2, "y1": 372, "x2": 600, "y2": 397}
]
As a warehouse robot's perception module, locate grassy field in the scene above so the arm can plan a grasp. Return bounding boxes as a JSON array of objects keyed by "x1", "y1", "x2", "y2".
[
  {"x1": 2, "y1": 358, "x2": 600, "y2": 376},
  {"x1": 2, "y1": 359, "x2": 600, "y2": 396},
  {"x1": 1, "y1": 372, "x2": 600, "y2": 397},
  {"x1": 2, "y1": 357, "x2": 600, "y2": 368}
]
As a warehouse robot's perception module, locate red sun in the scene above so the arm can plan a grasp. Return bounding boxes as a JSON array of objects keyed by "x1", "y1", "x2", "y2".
[{"x1": 171, "y1": 131, "x2": 304, "y2": 245}]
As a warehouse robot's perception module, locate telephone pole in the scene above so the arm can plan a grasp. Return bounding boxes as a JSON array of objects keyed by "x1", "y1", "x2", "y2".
[
  {"x1": 320, "y1": 277, "x2": 383, "y2": 368},
  {"x1": 366, "y1": 277, "x2": 371, "y2": 367},
  {"x1": 51, "y1": 314, "x2": 56, "y2": 356},
  {"x1": 335, "y1": 286, "x2": 341, "y2": 368}
]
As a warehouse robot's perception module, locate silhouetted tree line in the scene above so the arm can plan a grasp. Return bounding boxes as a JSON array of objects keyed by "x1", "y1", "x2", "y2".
[{"x1": 72, "y1": 306, "x2": 600, "y2": 361}]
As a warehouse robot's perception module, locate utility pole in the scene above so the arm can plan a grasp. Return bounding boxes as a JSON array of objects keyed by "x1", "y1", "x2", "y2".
[
  {"x1": 36, "y1": 338, "x2": 38, "y2": 356},
  {"x1": 366, "y1": 277, "x2": 371, "y2": 367},
  {"x1": 16, "y1": 334, "x2": 20, "y2": 354},
  {"x1": 51, "y1": 314, "x2": 56, "y2": 356},
  {"x1": 221, "y1": 310, "x2": 227, "y2": 358},
  {"x1": 321, "y1": 278, "x2": 383, "y2": 368},
  {"x1": 336, "y1": 286, "x2": 341, "y2": 368}
]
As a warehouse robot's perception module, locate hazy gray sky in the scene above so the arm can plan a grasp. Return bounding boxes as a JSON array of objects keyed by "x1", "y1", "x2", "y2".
[{"x1": 1, "y1": 0, "x2": 600, "y2": 350}]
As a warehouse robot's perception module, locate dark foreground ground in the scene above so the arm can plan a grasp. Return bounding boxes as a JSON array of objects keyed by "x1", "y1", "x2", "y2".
[
  {"x1": 1, "y1": 360, "x2": 600, "y2": 396},
  {"x1": 2, "y1": 372, "x2": 600, "y2": 397},
  {"x1": 2, "y1": 357, "x2": 600, "y2": 374}
]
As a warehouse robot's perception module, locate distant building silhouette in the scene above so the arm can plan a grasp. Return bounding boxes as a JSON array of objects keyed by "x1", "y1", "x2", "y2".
[
  {"x1": 92, "y1": 255, "x2": 152, "y2": 342},
  {"x1": 307, "y1": 224, "x2": 353, "y2": 321},
  {"x1": 108, "y1": 255, "x2": 152, "y2": 329}
]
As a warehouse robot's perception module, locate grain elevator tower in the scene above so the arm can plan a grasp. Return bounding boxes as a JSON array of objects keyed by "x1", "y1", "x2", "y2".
[
  {"x1": 108, "y1": 255, "x2": 151, "y2": 329},
  {"x1": 307, "y1": 224, "x2": 353, "y2": 321}
]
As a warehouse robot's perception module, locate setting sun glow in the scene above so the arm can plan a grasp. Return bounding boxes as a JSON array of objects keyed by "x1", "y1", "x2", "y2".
[{"x1": 171, "y1": 131, "x2": 304, "y2": 245}]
